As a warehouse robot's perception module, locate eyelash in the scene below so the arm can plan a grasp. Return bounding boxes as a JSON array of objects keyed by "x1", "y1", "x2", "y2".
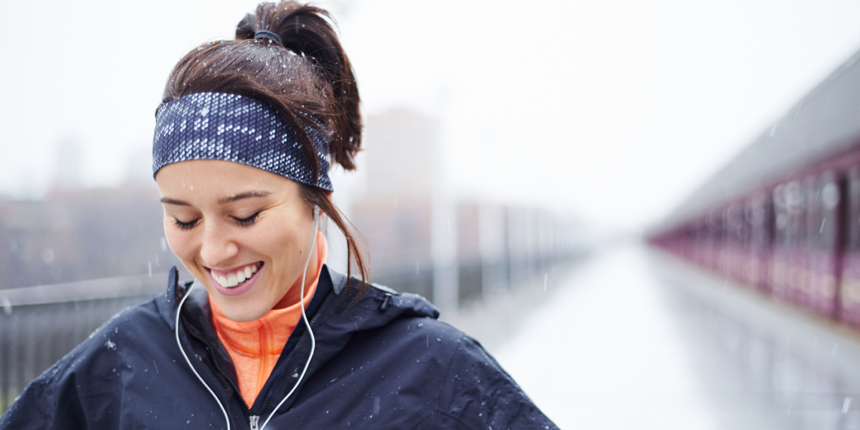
[
  {"x1": 173, "y1": 212, "x2": 260, "y2": 231},
  {"x1": 233, "y1": 212, "x2": 260, "y2": 227},
  {"x1": 174, "y1": 218, "x2": 198, "y2": 231}
]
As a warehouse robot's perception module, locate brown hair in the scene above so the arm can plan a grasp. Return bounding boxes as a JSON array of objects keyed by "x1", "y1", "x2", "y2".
[{"x1": 161, "y1": 1, "x2": 369, "y2": 295}]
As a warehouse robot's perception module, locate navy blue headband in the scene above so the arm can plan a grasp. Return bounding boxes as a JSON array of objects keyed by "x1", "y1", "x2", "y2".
[{"x1": 152, "y1": 92, "x2": 333, "y2": 191}]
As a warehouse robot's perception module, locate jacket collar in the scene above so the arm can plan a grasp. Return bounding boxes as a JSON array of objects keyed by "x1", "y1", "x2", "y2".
[
  {"x1": 155, "y1": 264, "x2": 440, "y2": 415},
  {"x1": 156, "y1": 266, "x2": 183, "y2": 330},
  {"x1": 155, "y1": 266, "x2": 343, "y2": 331}
]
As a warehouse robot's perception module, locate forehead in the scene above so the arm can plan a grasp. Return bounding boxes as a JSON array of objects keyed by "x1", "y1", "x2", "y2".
[{"x1": 155, "y1": 159, "x2": 295, "y2": 197}]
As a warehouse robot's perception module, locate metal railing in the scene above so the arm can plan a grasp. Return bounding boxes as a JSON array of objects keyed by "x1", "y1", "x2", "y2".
[{"x1": 0, "y1": 274, "x2": 165, "y2": 411}]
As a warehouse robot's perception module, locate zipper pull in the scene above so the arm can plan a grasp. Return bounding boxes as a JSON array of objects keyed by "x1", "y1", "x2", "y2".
[{"x1": 250, "y1": 415, "x2": 260, "y2": 430}]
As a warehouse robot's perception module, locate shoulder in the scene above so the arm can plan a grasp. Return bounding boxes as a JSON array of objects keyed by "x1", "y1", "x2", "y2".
[
  {"x1": 344, "y1": 287, "x2": 489, "y2": 378},
  {"x1": 345, "y1": 280, "x2": 466, "y2": 355},
  {"x1": 376, "y1": 313, "x2": 473, "y2": 354},
  {"x1": 63, "y1": 298, "x2": 167, "y2": 369},
  {"x1": 354, "y1": 287, "x2": 558, "y2": 429},
  {"x1": 415, "y1": 319, "x2": 558, "y2": 429},
  {"x1": 45, "y1": 298, "x2": 164, "y2": 373},
  {"x1": 340, "y1": 306, "x2": 559, "y2": 428},
  {"x1": 0, "y1": 298, "x2": 170, "y2": 428}
]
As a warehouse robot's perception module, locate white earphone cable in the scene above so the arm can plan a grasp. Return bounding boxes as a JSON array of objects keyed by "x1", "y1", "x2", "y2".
[
  {"x1": 175, "y1": 279, "x2": 232, "y2": 430},
  {"x1": 260, "y1": 211, "x2": 319, "y2": 430}
]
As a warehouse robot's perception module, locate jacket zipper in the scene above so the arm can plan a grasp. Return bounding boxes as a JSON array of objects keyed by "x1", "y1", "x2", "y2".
[
  {"x1": 255, "y1": 292, "x2": 336, "y2": 415},
  {"x1": 249, "y1": 415, "x2": 260, "y2": 430}
]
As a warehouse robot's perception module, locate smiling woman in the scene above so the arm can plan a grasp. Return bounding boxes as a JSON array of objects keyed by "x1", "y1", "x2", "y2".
[
  {"x1": 157, "y1": 160, "x2": 319, "y2": 323},
  {"x1": 0, "y1": 1, "x2": 557, "y2": 429}
]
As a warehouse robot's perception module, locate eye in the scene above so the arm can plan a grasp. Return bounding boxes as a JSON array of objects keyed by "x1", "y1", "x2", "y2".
[
  {"x1": 233, "y1": 212, "x2": 260, "y2": 227},
  {"x1": 173, "y1": 218, "x2": 199, "y2": 231}
]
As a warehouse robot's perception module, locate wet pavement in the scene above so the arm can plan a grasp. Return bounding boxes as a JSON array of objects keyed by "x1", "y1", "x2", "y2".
[{"x1": 474, "y1": 243, "x2": 860, "y2": 429}]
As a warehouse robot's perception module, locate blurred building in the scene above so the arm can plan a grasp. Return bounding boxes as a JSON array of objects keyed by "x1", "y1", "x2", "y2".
[
  {"x1": 0, "y1": 185, "x2": 182, "y2": 290},
  {"x1": 351, "y1": 108, "x2": 439, "y2": 302},
  {"x1": 349, "y1": 108, "x2": 588, "y2": 310},
  {"x1": 52, "y1": 136, "x2": 83, "y2": 191}
]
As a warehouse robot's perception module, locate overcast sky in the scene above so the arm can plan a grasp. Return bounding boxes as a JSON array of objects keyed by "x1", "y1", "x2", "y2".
[{"x1": 2, "y1": 0, "x2": 860, "y2": 230}]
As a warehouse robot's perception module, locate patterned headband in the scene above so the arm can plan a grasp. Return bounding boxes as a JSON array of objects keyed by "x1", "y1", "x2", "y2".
[{"x1": 152, "y1": 92, "x2": 333, "y2": 191}]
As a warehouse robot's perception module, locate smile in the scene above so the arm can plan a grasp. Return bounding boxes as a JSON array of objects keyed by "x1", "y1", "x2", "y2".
[{"x1": 209, "y1": 262, "x2": 263, "y2": 288}]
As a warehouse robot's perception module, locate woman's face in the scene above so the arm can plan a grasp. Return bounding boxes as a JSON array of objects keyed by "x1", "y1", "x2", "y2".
[{"x1": 156, "y1": 160, "x2": 317, "y2": 322}]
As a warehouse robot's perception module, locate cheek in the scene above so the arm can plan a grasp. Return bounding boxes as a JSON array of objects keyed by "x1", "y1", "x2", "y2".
[
  {"x1": 259, "y1": 223, "x2": 306, "y2": 265},
  {"x1": 163, "y1": 219, "x2": 196, "y2": 263}
]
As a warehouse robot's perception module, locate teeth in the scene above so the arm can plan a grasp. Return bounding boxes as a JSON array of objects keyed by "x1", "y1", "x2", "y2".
[{"x1": 213, "y1": 263, "x2": 260, "y2": 288}]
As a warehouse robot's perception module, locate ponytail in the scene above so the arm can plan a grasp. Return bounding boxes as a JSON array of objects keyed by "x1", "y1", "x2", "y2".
[{"x1": 236, "y1": 2, "x2": 362, "y2": 171}]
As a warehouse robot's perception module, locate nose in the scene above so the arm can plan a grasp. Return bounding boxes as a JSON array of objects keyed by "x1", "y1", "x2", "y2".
[{"x1": 199, "y1": 219, "x2": 239, "y2": 268}]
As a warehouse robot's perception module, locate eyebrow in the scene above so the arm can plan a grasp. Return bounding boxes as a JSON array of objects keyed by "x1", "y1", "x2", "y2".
[
  {"x1": 160, "y1": 197, "x2": 189, "y2": 206},
  {"x1": 218, "y1": 191, "x2": 271, "y2": 204},
  {"x1": 159, "y1": 190, "x2": 271, "y2": 206}
]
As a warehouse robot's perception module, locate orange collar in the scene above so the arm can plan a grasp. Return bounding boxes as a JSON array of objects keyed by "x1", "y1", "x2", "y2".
[{"x1": 210, "y1": 231, "x2": 327, "y2": 407}]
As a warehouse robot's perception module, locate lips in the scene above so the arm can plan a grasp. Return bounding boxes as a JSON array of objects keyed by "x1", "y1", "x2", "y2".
[
  {"x1": 209, "y1": 262, "x2": 263, "y2": 288},
  {"x1": 206, "y1": 261, "x2": 264, "y2": 298}
]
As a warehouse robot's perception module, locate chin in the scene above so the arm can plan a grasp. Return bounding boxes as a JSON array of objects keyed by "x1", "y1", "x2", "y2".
[
  {"x1": 203, "y1": 280, "x2": 270, "y2": 322},
  {"x1": 217, "y1": 300, "x2": 268, "y2": 323}
]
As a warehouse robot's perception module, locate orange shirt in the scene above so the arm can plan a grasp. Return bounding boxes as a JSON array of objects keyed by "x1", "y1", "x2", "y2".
[{"x1": 210, "y1": 232, "x2": 327, "y2": 408}]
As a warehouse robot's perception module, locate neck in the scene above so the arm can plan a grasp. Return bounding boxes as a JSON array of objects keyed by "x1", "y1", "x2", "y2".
[{"x1": 274, "y1": 230, "x2": 324, "y2": 310}]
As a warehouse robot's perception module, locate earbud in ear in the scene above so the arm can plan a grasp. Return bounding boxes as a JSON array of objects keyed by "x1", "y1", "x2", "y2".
[{"x1": 313, "y1": 207, "x2": 320, "y2": 221}]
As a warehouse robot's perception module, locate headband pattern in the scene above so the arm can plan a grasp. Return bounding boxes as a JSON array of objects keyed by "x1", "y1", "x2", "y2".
[{"x1": 153, "y1": 92, "x2": 332, "y2": 191}]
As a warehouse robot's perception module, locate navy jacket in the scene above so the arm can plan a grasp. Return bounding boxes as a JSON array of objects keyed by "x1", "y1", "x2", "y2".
[{"x1": 0, "y1": 265, "x2": 558, "y2": 429}]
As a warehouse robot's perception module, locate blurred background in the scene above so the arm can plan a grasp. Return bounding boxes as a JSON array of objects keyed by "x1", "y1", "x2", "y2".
[{"x1": 3, "y1": 0, "x2": 860, "y2": 428}]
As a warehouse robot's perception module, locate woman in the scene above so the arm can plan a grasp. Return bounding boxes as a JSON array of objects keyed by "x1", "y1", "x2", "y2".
[{"x1": 0, "y1": 2, "x2": 557, "y2": 429}]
